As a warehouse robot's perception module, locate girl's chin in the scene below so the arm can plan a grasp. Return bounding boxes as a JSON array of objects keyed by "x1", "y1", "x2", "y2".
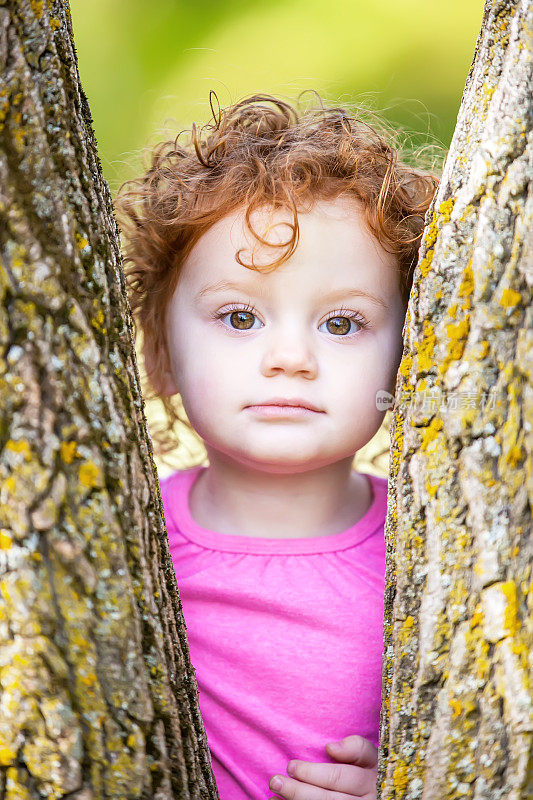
[{"x1": 212, "y1": 445, "x2": 346, "y2": 474}]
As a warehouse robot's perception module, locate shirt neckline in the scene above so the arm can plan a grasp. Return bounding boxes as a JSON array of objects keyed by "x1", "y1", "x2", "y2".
[{"x1": 163, "y1": 465, "x2": 388, "y2": 554}]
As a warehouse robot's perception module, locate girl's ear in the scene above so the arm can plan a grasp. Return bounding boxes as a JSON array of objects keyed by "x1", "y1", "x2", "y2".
[{"x1": 142, "y1": 335, "x2": 179, "y2": 397}]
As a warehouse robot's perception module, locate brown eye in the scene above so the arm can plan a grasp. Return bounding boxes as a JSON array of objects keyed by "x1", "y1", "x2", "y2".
[
  {"x1": 326, "y1": 316, "x2": 351, "y2": 335},
  {"x1": 230, "y1": 310, "x2": 255, "y2": 330}
]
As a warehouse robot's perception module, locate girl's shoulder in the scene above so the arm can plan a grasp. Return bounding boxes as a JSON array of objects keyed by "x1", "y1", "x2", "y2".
[
  {"x1": 363, "y1": 471, "x2": 389, "y2": 509},
  {"x1": 158, "y1": 464, "x2": 201, "y2": 492},
  {"x1": 365, "y1": 472, "x2": 388, "y2": 489},
  {"x1": 158, "y1": 465, "x2": 204, "y2": 531}
]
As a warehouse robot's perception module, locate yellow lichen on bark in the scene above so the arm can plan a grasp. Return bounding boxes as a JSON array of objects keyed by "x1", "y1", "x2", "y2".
[
  {"x1": 416, "y1": 319, "x2": 436, "y2": 372},
  {"x1": 60, "y1": 440, "x2": 79, "y2": 463}
]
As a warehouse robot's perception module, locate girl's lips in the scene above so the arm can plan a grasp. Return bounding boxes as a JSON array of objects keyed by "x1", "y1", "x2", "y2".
[
  {"x1": 246, "y1": 398, "x2": 323, "y2": 412},
  {"x1": 245, "y1": 404, "x2": 321, "y2": 417}
]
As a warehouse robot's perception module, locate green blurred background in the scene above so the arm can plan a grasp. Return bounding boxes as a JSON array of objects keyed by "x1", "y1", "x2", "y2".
[{"x1": 69, "y1": 0, "x2": 483, "y2": 477}]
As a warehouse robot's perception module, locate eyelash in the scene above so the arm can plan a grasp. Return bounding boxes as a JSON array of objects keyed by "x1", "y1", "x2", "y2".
[{"x1": 212, "y1": 302, "x2": 370, "y2": 335}]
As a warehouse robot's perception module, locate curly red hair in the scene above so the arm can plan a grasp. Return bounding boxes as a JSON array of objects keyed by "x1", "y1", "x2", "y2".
[{"x1": 116, "y1": 92, "x2": 440, "y2": 464}]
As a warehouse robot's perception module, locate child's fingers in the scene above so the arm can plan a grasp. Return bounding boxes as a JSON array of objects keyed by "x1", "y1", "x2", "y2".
[
  {"x1": 325, "y1": 735, "x2": 378, "y2": 768},
  {"x1": 268, "y1": 769, "x2": 362, "y2": 799},
  {"x1": 269, "y1": 759, "x2": 376, "y2": 798}
]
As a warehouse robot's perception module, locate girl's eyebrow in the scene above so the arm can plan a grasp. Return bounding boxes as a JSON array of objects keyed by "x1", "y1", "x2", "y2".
[
  {"x1": 196, "y1": 280, "x2": 388, "y2": 309},
  {"x1": 322, "y1": 288, "x2": 389, "y2": 309},
  {"x1": 195, "y1": 279, "x2": 264, "y2": 300}
]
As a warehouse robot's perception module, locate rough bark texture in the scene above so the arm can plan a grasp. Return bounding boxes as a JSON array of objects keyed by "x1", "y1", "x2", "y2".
[
  {"x1": 0, "y1": 2, "x2": 219, "y2": 798},
  {"x1": 377, "y1": 1, "x2": 532, "y2": 799}
]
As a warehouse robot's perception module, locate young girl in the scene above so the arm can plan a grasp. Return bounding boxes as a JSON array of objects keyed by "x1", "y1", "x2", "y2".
[{"x1": 118, "y1": 94, "x2": 438, "y2": 800}]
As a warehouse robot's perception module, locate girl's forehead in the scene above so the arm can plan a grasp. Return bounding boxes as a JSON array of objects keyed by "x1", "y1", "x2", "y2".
[
  {"x1": 222, "y1": 196, "x2": 366, "y2": 242},
  {"x1": 176, "y1": 202, "x2": 400, "y2": 312},
  {"x1": 187, "y1": 197, "x2": 392, "y2": 270}
]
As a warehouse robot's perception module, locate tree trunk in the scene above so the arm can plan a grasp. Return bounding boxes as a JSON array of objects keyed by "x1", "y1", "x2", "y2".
[
  {"x1": 378, "y1": 1, "x2": 532, "y2": 799},
  {"x1": 0, "y1": 2, "x2": 219, "y2": 798}
]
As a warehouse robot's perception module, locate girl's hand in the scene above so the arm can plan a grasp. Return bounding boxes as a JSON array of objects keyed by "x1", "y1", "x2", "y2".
[{"x1": 268, "y1": 735, "x2": 378, "y2": 800}]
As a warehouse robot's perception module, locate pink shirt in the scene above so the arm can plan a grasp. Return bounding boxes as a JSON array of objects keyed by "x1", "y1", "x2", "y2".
[{"x1": 159, "y1": 466, "x2": 388, "y2": 800}]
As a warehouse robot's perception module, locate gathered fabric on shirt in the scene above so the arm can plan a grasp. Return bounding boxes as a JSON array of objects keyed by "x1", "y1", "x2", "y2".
[{"x1": 159, "y1": 466, "x2": 388, "y2": 800}]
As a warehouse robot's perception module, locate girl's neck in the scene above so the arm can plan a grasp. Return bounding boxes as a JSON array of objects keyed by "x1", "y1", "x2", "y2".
[{"x1": 188, "y1": 453, "x2": 372, "y2": 539}]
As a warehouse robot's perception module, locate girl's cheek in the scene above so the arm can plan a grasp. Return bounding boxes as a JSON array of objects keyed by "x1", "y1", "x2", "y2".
[{"x1": 182, "y1": 360, "x2": 232, "y2": 415}]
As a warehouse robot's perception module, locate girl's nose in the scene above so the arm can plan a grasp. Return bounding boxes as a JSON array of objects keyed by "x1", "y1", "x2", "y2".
[{"x1": 260, "y1": 327, "x2": 318, "y2": 379}]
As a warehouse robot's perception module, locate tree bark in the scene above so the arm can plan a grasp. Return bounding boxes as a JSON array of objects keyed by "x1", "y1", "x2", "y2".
[
  {"x1": 378, "y1": 1, "x2": 532, "y2": 799},
  {"x1": 0, "y1": 2, "x2": 219, "y2": 798}
]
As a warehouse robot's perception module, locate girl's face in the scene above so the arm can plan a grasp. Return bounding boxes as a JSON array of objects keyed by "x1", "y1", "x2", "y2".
[{"x1": 159, "y1": 196, "x2": 406, "y2": 474}]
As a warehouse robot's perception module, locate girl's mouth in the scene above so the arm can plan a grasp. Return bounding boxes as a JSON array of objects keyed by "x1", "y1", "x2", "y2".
[{"x1": 247, "y1": 403, "x2": 320, "y2": 417}]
